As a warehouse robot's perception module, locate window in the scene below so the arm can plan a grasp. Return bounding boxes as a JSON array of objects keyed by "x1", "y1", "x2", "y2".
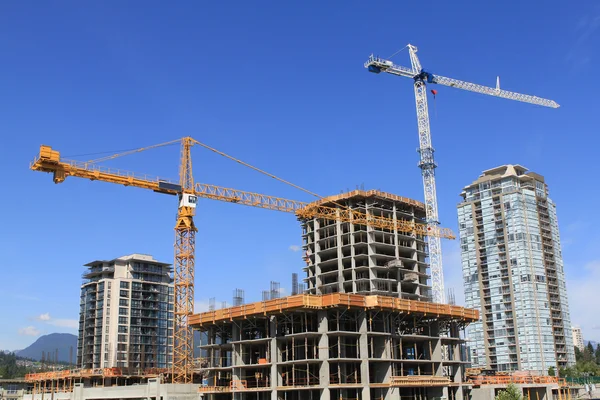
[
  {"x1": 118, "y1": 334, "x2": 127, "y2": 342},
  {"x1": 118, "y1": 326, "x2": 128, "y2": 333},
  {"x1": 119, "y1": 308, "x2": 128, "y2": 316},
  {"x1": 119, "y1": 299, "x2": 129, "y2": 307},
  {"x1": 120, "y1": 281, "x2": 129, "y2": 289},
  {"x1": 120, "y1": 290, "x2": 129, "y2": 297},
  {"x1": 108, "y1": 282, "x2": 112, "y2": 289},
  {"x1": 118, "y1": 316, "x2": 128, "y2": 324}
]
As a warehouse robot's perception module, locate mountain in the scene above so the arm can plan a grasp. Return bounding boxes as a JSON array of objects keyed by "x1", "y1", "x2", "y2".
[{"x1": 16, "y1": 333, "x2": 78, "y2": 363}]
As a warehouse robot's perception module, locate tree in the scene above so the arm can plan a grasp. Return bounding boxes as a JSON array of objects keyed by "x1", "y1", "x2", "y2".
[
  {"x1": 595, "y1": 344, "x2": 600, "y2": 365},
  {"x1": 496, "y1": 383, "x2": 523, "y2": 400},
  {"x1": 576, "y1": 346, "x2": 583, "y2": 362},
  {"x1": 548, "y1": 367, "x2": 556, "y2": 377},
  {"x1": 585, "y1": 342, "x2": 595, "y2": 362}
]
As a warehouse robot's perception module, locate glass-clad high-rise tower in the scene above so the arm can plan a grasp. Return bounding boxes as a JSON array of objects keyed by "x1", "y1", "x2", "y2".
[{"x1": 457, "y1": 165, "x2": 574, "y2": 374}]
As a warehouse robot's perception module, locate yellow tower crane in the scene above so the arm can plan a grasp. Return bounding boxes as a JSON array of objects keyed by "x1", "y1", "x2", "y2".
[{"x1": 30, "y1": 137, "x2": 455, "y2": 383}]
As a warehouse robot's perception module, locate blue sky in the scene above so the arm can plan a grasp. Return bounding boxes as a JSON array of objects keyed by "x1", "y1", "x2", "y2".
[{"x1": 1, "y1": 1, "x2": 600, "y2": 350}]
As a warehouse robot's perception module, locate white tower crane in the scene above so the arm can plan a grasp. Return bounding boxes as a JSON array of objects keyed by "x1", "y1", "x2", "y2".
[{"x1": 365, "y1": 44, "x2": 559, "y2": 304}]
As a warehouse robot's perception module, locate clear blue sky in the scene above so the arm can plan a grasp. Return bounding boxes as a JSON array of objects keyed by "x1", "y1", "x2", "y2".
[{"x1": 1, "y1": 1, "x2": 599, "y2": 350}]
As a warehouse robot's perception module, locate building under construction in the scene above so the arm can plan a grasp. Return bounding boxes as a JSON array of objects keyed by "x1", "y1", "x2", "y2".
[
  {"x1": 190, "y1": 191, "x2": 476, "y2": 400},
  {"x1": 193, "y1": 293, "x2": 477, "y2": 400},
  {"x1": 302, "y1": 191, "x2": 431, "y2": 300}
]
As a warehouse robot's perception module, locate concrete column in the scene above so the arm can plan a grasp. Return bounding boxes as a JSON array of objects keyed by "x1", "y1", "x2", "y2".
[
  {"x1": 336, "y1": 210, "x2": 344, "y2": 293},
  {"x1": 358, "y1": 310, "x2": 371, "y2": 400},
  {"x1": 317, "y1": 311, "x2": 330, "y2": 400},
  {"x1": 231, "y1": 323, "x2": 241, "y2": 400},
  {"x1": 269, "y1": 316, "x2": 279, "y2": 400},
  {"x1": 366, "y1": 201, "x2": 376, "y2": 291},
  {"x1": 314, "y1": 219, "x2": 322, "y2": 294},
  {"x1": 430, "y1": 322, "x2": 443, "y2": 376},
  {"x1": 350, "y1": 200, "x2": 357, "y2": 292},
  {"x1": 72, "y1": 384, "x2": 83, "y2": 400},
  {"x1": 146, "y1": 378, "x2": 160, "y2": 400}
]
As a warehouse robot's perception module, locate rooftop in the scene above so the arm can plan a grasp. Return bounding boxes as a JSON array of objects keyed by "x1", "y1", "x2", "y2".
[
  {"x1": 84, "y1": 253, "x2": 171, "y2": 268},
  {"x1": 305, "y1": 189, "x2": 425, "y2": 211},
  {"x1": 462, "y1": 164, "x2": 546, "y2": 192}
]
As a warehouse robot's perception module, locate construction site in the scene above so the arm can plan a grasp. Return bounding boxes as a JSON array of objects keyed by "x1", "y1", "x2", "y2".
[{"x1": 21, "y1": 43, "x2": 574, "y2": 400}]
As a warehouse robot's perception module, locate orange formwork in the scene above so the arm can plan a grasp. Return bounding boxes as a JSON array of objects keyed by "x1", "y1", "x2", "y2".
[
  {"x1": 190, "y1": 293, "x2": 479, "y2": 327},
  {"x1": 25, "y1": 367, "x2": 168, "y2": 383},
  {"x1": 306, "y1": 189, "x2": 425, "y2": 211},
  {"x1": 390, "y1": 376, "x2": 451, "y2": 387},
  {"x1": 468, "y1": 375, "x2": 567, "y2": 386}
]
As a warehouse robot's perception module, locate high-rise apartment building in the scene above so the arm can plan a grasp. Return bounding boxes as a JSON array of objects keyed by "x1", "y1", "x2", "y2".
[
  {"x1": 572, "y1": 326, "x2": 584, "y2": 351},
  {"x1": 77, "y1": 254, "x2": 174, "y2": 370},
  {"x1": 457, "y1": 165, "x2": 575, "y2": 373},
  {"x1": 301, "y1": 190, "x2": 431, "y2": 301}
]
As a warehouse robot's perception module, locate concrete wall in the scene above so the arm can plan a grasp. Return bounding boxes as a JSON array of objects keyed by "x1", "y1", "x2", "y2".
[{"x1": 24, "y1": 380, "x2": 199, "y2": 400}]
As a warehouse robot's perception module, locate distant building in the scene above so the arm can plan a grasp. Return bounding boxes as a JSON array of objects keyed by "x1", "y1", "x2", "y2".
[
  {"x1": 458, "y1": 165, "x2": 575, "y2": 374},
  {"x1": 77, "y1": 254, "x2": 174, "y2": 370},
  {"x1": 572, "y1": 326, "x2": 584, "y2": 351},
  {"x1": 0, "y1": 379, "x2": 30, "y2": 400}
]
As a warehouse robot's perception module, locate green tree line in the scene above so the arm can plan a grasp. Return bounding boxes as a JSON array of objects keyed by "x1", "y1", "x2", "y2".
[
  {"x1": 0, "y1": 352, "x2": 31, "y2": 379},
  {"x1": 549, "y1": 343, "x2": 600, "y2": 378}
]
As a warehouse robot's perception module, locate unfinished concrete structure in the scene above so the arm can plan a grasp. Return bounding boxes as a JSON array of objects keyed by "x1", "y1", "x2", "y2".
[
  {"x1": 301, "y1": 190, "x2": 431, "y2": 300},
  {"x1": 192, "y1": 293, "x2": 478, "y2": 400}
]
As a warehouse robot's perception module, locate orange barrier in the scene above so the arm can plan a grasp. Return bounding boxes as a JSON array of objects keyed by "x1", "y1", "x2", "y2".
[
  {"x1": 198, "y1": 386, "x2": 231, "y2": 393},
  {"x1": 26, "y1": 367, "x2": 165, "y2": 382},
  {"x1": 469, "y1": 375, "x2": 566, "y2": 386},
  {"x1": 390, "y1": 376, "x2": 451, "y2": 387},
  {"x1": 190, "y1": 293, "x2": 479, "y2": 327}
]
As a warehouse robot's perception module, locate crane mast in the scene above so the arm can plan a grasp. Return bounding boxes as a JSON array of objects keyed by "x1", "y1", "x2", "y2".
[
  {"x1": 365, "y1": 43, "x2": 559, "y2": 304},
  {"x1": 409, "y1": 44, "x2": 445, "y2": 304},
  {"x1": 173, "y1": 137, "x2": 196, "y2": 383}
]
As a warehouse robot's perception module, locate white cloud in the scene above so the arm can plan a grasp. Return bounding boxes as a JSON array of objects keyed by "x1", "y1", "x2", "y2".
[
  {"x1": 36, "y1": 313, "x2": 51, "y2": 321},
  {"x1": 289, "y1": 245, "x2": 301, "y2": 252},
  {"x1": 567, "y1": 260, "x2": 600, "y2": 342},
  {"x1": 34, "y1": 313, "x2": 77, "y2": 330},
  {"x1": 18, "y1": 326, "x2": 41, "y2": 336}
]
